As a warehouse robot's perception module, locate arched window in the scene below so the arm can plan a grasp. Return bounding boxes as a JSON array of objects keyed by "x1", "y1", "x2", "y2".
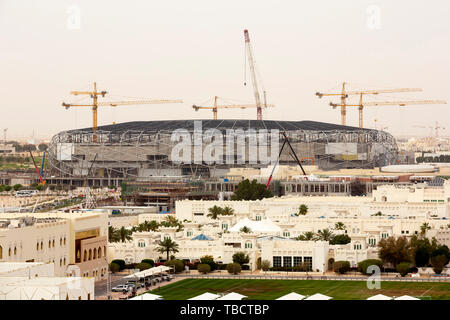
[
  {"x1": 40, "y1": 242, "x2": 43, "y2": 250},
  {"x1": 64, "y1": 257, "x2": 66, "y2": 265},
  {"x1": 14, "y1": 247, "x2": 17, "y2": 255},
  {"x1": 245, "y1": 241, "x2": 252, "y2": 249},
  {"x1": 83, "y1": 250, "x2": 87, "y2": 262},
  {"x1": 0, "y1": 245, "x2": 2, "y2": 259},
  {"x1": 48, "y1": 240, "x2": 51, "y2": 248},
  {"x1": 36, "y1": 242, "x2": 39, "y2": 251},
  {"x1": 64, "y1": 237, "x2": 66, "y2": 245},
  {"x1": 52, "y1": 240, "x2": 55, "y2": 247},
  {"x1": 88, "y1": 249, "x2": 92, "y2": 261},
  {"x1": 93, "y1": 249, "x2": 96, "y2": 260},
  {"x1": 138, "y1": 240, "x2": 146, "y2": 248},
  {"x1": 60, "y1": 258, "x2": 62, "y2": 266},
  {"x1": 98, "y1": 247, "x2": 101, "y2": 258},
  {"x1": 60, "y1": 238, "x2": 62, "y2": 246}
]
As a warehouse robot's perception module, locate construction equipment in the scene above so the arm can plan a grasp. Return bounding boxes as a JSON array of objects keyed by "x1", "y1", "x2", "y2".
[
  {"x1": 29, "y1": 151, "x2": 44, "y2": 184},
  {"x1": 414, "y1": 121, "x2": 446, "y2": 138},
  {"x1": 316, "y1": 83, "x2": 422, "y2": 126},
  {"x1": 62, "y1": 82, "x2": 183, "y2": 137},
  {"x1": 244, "y1": 29, "x2": 270, "y2": 120},
  {"x1": 40, "y1": 150, "x2": 46, "y2": 179},
  {"x1": 83, "y1": 154, "x2": 98, "y2": 209},
  {"x1": 193, "y1": 96, "x2": 274, "y2": 120},
  {"x1": 330, "y1": 96, "x2": 447, "y2": 128},
  {"x1": 266, "y1": 132, "x2": 307, "y2": 188}
]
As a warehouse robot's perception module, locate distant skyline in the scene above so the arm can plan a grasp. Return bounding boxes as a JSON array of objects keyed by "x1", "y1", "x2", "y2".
[{"x1": 1, "y1": 0, "x2": 450, "y2": 140}]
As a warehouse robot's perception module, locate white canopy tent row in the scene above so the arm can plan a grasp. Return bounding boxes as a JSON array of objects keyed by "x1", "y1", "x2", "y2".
[
  {"x1": 128, "y1": 293, "x2": 164, "y2": 300},
  {"x1": 394, "y1": 295, "x2": 421, "y2": 300},
  {"x1": 216, "y1": 292, "x2": 248, "y2": 300},
  {"x1": 276, "y1": 292, "x2": 306, "y2": 300},
  {"x1": 303, "y1": 293, "x2": 333, "y2": 300},
  {"x1": 366, "y1": 294, "x2": 393, "y2": 300},
  {"x1": 123, "y1": 266, "x2": 172, "y2": 280},
  {"x1": 188, "y1": 292, "x2": 221, "y2": 300}
]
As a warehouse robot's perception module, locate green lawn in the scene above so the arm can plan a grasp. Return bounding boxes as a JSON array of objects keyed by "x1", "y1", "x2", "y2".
[{"x1": 151, "y1": 279, "x2": 450, "y2": 300}]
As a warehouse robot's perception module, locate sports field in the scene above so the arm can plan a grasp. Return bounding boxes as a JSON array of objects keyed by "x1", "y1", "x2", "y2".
[{"x1": 150, "y1": 278, "x2": 450, "y2": 300}]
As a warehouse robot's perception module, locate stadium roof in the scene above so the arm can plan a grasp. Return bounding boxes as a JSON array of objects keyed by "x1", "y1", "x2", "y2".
[{"x1": 71, "y1": 119, "x2": 372, "y2": 134}]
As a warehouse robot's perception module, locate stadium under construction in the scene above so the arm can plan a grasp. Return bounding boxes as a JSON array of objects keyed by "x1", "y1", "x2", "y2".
[{"x1": 47, "y1": 119, "x2": 399, "y2": 188}]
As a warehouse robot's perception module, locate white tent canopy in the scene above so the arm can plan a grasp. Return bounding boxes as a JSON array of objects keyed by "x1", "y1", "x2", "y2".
[
  {"x1": 123, "y1": 266, "x2": 172, "y2": 279},
  {"x1": 304, "y1": 293, "x2": 332, "y2": 300},
  {"x1": 229, "y1": 217, "x2": 282, "y2": 233},
  {"x1": 276, "y1": 292, "x2": 306, "y2": 300},
  {"x1": 216, "y1": 292, "x2": 247, "y2": 300},
  {"x1": 188, "y1": 292, "x2": 220, "y2": 300},
  {"x1": 128, "y1": 293, "x2": 163, "y2": 300},
  {"x1": 367, "y1": 294, "x2": 393, "y2": 300},
  {"x1": 394, "y1": 295, "x2": 420, "y2": 300}
]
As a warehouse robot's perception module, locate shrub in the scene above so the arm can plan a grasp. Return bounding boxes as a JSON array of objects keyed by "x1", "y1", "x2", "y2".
[
  {"x1": 141, "y1": 259, "x2": 155, "y2": 267},
  {"x1": 357, "y1": 259, "x2": 383, "y2": 274},
  {"x1": 200, "y1": 255, "x2": 217, "y2": 271},
  {"x1": 13, "y1": 184, "x2": 22, "y2": 191},
  {"x1": 197, "y1": 264, "x2": 211, "y2": 274},
  {"x1": 330, "y1": 234, "x2": 351, "y2": 245},
  {"x1": 396, "y1": 262, "x2": 410, "y2": 277},
  {"x1": 431, "y1": 255, "x2": 447, "y2": 274},
  {"x1": 232, "y1": 252, "x2": 249, "y2": 266},
  {"x1": 135, "y1": 262, "x2": 152, "y2": 271},
  {"x1": 111, "y1": 259, "x2": 126, "y2": 271},
  {"x1": 109, "y1": 262, "x2": 120, "y2": 273},
  {"x1": 333, "y1": 261, "x2": 351, "y2": 274},
  {"x1": 227, "y1": 263, "x2": 242, "y2": 275},
  {"x1": 164, "y1": 259, "x2": 185, "y2": 273},
  {"x1": 261, "y1": 260, "x2": 271, "y2": 271}
]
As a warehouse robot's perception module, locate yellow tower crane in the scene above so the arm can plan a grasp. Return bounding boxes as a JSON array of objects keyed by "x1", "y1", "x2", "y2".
[
  {"x1": 316, "y1": 83, "x2": 422, "y2": 126},
  {"x1": 192, "y1": 96, "x2": 274, "y2": 120},
  {"x1": 62, "y1": 82, "x2": 183, "y2": 135},
  {"x1": 330, "y1": 96, "x2": 447, "y2": 128}
]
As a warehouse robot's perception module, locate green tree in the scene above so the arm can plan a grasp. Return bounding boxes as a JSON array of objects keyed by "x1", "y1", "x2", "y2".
[
  {"x1": 109, "y1": 262, "x2": 120, "y2": 273},
  {"x1": 329, "y1": 234, "x2": 351, "y2": 245},
  {"x1": 141, "y1": 259, "x2": 155, "y2": 267},
  {"x1": 357, "y1": 259, "x2": 383, "y2": 274},
  {"x1": 221, "y1": 206, "x2": 234, "y2": 215},
  {"x1": 13, "y1": 184, "x2": 22, "y2": 191},
  {"x1": 231, "y1": 179, "x2": 273, "y2": 201},
  {"x1": 197, "y1": 264, "x2": 211, "y2": 274},
  {"x1": 295, "y1": 231, "x2": 315, "y2": 241},
  {"x1": 164, "y1": 259, "x2": 184, "y2": 273},
  {"x1": 378, "y1": 236, "x2": 412, "y2": 267},
  {"x1": 334, "y1": 222, "x2": 346, "y2": 230},
  {"x1": 296, "y1": 204, "x2": 308, "y2": 216},
  {"x1": 135, "y1": 262, "x2": 152, "y2": 271},
  {"x1": 431, "y1": 245, "x2": 450, "y2": 264},
  {"x1": 232, "y1": 252, "x2": 250, "y2": 266},
  {"x1": 396, "y1": 262, "x2": 410, "y2": 277},
  {"x1": 200, "y1": 255, "x2": 217, "y2": 271},
  {"x1": 38, "y1": 143, "x2": 48, "y2": 152},
  {"x1": 108, "y1": 226, "x2": 120, "y2": 243},
  {"x1": 227, "y1": 263, "x2": 242, "y2": 275},
  {"x1": 207, "y1": 205, "x2": 223, "y2": 219},
  {"x1": 156, "y1": 238, "x2": 179, "y2": 261},
  {"x1": 240, "y1": 226, "x2": 252, "y2": 234},
  {"x1": 160, "y1": 216, "x2": 184, "y2": 231},
  {"x1": 111, "y1": 259, "x2": 126, "y2": 271},
  {"x1": 315, "y1": 228, "x2": 334, "y2": 241},
  {"x1": 117, "y1": 226, "x2": 132, "y2": 242},
  {"x1": 431, "y1": 255, "x2": 447, "y2": 274},
  {"x1": 420, "y1": 223, "x2": 431, "y2": 237},
  {"x1": 333, "y1": 261, "x2": 350, "y2": 274},
  {"x1": 414, "y1": 246, "x2": 430, "y2": 267}
]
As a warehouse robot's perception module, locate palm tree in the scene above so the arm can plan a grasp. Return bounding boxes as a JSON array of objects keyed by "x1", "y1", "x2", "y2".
[
  {"x1": 296, "y1": 204, "x2": 308, "y2": 216},
  {"x1": 108, "y1": 226, "x2": 120, "y2": 243},
  {"x1": 240, "y1": 226, "x2": 251, "y2": 233},
  {"x1": 420, "y1": 223, "x2": 431, "y2": 236},
  {"x1": 156, "y1": 238, "x2": 179, "y2": 261},
  {"x1": 222, "y1": 206, "x2": 234, "y2": 216},
  {"x1": 334, "y1": 222, "x2": 346, "y2": 231},
  {"x1": 118, "y1": 226, "x2": 133, "y2": 242},
  {"x1": 148, "y1": 220, "x2": 160, "y2": 231},
  {"x1": 207, "y1": 205, "x2": 223, "y2": 219},
  {"x1": 315, "y1": 228, "x2": 334, "y2": 242},
  {"x1": 295, "y1": 231, "x2": 315, "y2": 241}
]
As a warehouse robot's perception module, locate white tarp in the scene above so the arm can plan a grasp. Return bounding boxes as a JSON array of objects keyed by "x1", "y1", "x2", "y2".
[
  {"x1": 394, "y1": 295, "x2": 420, "y2": 300},
  {"x1": 129, "y1": 293, "x2": 163, "y2": 300},
  {"x1": 229, "y1": 217, "x2": 281, "y2": 233},
  {"x1": 325, "y1": 143, "x2": 357, "y2": 155},
  {"x1": 123, "y1": 266, "x2": 171, "y2": 279},
  {"x1": 56, "y1": 143, "x2": 74, "y2": 161}
]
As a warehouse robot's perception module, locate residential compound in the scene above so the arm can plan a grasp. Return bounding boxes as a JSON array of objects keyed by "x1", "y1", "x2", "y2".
[
  {"x1": 0, "y1": 210, "x2": 108, "y2": 281},
  {"x1": 108, "y1": 180, "x2": 450, "y2": 272}
]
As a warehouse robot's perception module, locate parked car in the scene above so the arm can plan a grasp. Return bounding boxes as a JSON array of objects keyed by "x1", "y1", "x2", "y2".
[
  {"x1": 112, "y1": 284, "x2": 132, "y2": 292},
  {"x1": 126, "y1": 281, "x2": 144, "y2": 288}
]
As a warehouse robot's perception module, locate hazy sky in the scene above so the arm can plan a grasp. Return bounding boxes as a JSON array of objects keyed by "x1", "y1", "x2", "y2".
[{"x1": 1, "y1": 0, "x2": 450, "y2": 140}]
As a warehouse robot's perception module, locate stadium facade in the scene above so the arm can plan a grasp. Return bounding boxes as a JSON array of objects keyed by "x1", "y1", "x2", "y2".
[{"x1": 47, "y1": 120, "x2": 399, "y2": 186}]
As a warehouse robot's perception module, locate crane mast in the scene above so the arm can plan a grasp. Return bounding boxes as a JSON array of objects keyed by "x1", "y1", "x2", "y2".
[{"x1": 244, "y1": 29, "x2": 263, "y2": 120}]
